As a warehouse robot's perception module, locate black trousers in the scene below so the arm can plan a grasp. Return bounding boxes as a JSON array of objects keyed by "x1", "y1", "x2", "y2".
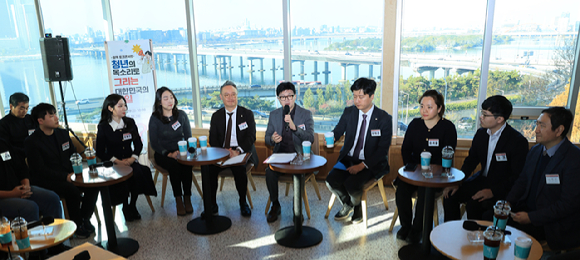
[
  {"x1": 443, "y1": 174, "x2": 494, "y2": 221},
  {"x1": 395, "y1": 179, "x2": 427, "y2": 232},
  {"x1": 154, "y1": 153, "x2": 193, "y2": 197},
  {"x1": 325, "y1": 158, "x2": 374, "y2": 207},
  {"x1": 33, "y1": 179, "x2": 98, "y2": 225},
  {"x1": 265, "y1": 167, "x2": 285, "y2": 203},
  {"x1": 208, "y1": 164, "x2": 248, "y2": 207}
]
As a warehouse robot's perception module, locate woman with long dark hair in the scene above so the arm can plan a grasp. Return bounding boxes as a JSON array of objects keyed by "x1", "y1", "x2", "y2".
[
  {"x1": 148, "y1": 87, "x2": 193, "y2": 216},
  {"x1": 395, "y1": 90, "x2": 457, "y2": 243},
  {"x1": 96, "y1": 94, "x2": 157, "y2": 221}
]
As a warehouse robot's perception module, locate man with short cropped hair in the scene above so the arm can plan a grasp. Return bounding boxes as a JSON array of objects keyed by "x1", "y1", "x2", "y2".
[
  {"x1": 325, "y1": 77, "x2": 392, "y2": 224},
  {"x1": 0, "y1": 92, "x2": 36, "y2": 170},
  {"x1": 264, "y1": 82, "x2": 314, "y2": 223},
  {"x1": 443, "y1": 95, "x2": 529, "y2": 221},
  {"x1": 506, "y1": 107, "x2": 580, "y2": 254},
  {"x1": 24, "y1": 103, "x2": 98, "y2": 238}
]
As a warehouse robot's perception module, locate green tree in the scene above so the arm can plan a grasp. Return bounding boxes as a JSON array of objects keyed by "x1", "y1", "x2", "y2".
[
  {"x1": 303, "y1": 88, "x2": 315, "y2": 109},
  {"x1": 316, "y1": 88, "x2": 325, "y2": 109},
  {"x1": 324, "y1": 85, "x2": 333, "y2": 101},
  {"x1": 334, "y1": 85, "x2": 343, "y2": 106}
]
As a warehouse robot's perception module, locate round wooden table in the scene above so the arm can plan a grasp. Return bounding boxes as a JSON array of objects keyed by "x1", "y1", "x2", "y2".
[
  {"x1": 269, "y1": 154, "x2": 327, "y2": 248},
  {"x1": 0, "y1": 219, "x2": 76, "y2": 255},
  {"x1": 71, "y1": 165, "x2": 137, "y2": 258},
  {"x1": 431, "y1": 220, "x2": 543, "y2": 260},
  {"x1": 397, "y1": 165, "x2": 465, "y2": 260},
  {"x1": 176, "y1": 147, "x2": 231, "y2": 235}
]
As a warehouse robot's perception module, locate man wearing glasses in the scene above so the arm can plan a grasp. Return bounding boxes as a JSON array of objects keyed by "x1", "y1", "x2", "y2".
[
  {"x1": 208, "y1": 81, "x2": 256, "y2": 217},
  {"x1": 264, "y1": 82, "x2": 314, "y2": 223},
  {"x1": 443, "y1": 95, "x2": 529, "y2": 221}
]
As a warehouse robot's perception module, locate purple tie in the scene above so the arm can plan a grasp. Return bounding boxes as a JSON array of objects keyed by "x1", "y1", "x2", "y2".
[{"x1": 353, "y1": 114, "x2": 367, "y2": 159}]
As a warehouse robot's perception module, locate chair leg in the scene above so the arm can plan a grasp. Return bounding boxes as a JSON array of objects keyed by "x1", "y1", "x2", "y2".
[
  {"x1": 146, "y1": 195, "x2": 155, "y2": 213},
  {"x1": 153, "y1": 170, "x2": 159, "y2": 185},
  {"x1": 302, "y1": 188, "x2": 311, "y2": 219},
  {"x1": 219, "y1": 176, "x2": 225, "y2": 192},
  {"x1": 377, "y1": 180, "x2": 389, "y2": 210},
  {"x1": 247, "y1": 173, "x2": 256, "y2": 191},
  {"x1": 112, "y1": 206, "x2": 116, "y2": 219},
  {"x1": 434, "y1": 202, "x2": 439, "y2": 228},
  {"x1": 362, "y1": 191, "x2": 368, "y2": 229},
  {"x1": 311, "y1": 177, "x2": 321, "y2": 200},
  {"x1": 389, "y1": 207, "x2": 399, "y2": 232},
  {"x1": 460, "y1": 203, "x2": 466, "y2": 219},
  {"x1": 246, "y1": 186, "x2": 253, "y2": 209},
  {"x1": 325, "y1": 193, "x2": 336, "y2": 218},
  {"x1": 265, "y1": 197, "x2": 271, "y2": 215},
  {"x1": 61, "y1": 199, "x2": 70, "y2": 220},
  {"x1": 93, "y1": 206, "x2": 101, "y2": 225},
  {"x1": 285, "y1": 183, "x2": 290, "y2": 196},
  {"x1": 161, "y1": 175, "x2": 168, "y2": 207},
  {"x1": 192, "y1": 172, "x2": 203, "y2": 197}
]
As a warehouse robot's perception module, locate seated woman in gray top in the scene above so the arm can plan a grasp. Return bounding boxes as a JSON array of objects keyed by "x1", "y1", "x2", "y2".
[{"x1": 148, "y1": 87, "x2": 193, "y2": 216}]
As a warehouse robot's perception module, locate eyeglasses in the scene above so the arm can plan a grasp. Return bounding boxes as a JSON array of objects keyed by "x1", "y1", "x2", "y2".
[
  {"x1": 480, "y1": 112, "x2": 497, "y2": 118},
  {"x1": 278, "y1": 95, "x2": 294, "y2": 101}
]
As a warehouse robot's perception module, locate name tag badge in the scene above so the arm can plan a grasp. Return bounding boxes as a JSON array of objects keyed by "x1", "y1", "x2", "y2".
[
  {"x1": 371, "y1": 129, "x2": 381, "y2": 137},
  {"x1": 62, "y1": 141, "x2": 70, "y2": 151},
  {"x1": 428, "y1": 139, "x2": 439, "y2": 147},
  {"x1": 28, "y1": 129, "x2": 35, "y2": 136},
  {"x1": 238, "y1": 122, "x2": 248, "y2": 131},
  {"x1": 545, "y1": 174, "x2": 560, "y2": 185},
  {"x1": 123, "y1": 133, "x2": 132, "y2": 141},
  {"x1": 495, "y1": 153, "x2": 507, "y2": 162},
  {"x1": 171, "y1": 121, "x2": 181, "y2": 131},
  {"x1": 298, "y1": 124, "x2": 306, "y2": 130},
  {"x1": 0, "y1": 151, "x2": 11, "y2": 161}
]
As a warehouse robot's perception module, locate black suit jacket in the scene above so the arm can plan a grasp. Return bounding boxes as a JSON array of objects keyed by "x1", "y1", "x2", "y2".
[
  {"x1": 0, "y1": 138, "x2": 28, "y2": 191},
  {"x1": 507, "y1": 139, "x2": 580, "y2": 251},
  {"x1": 96, "y1": 117, "x2": 143, "y2": 161},
  {"x1": 209, "y1": 106, "x2": 256, "y2": 163},
  {"x1": 461, "y1": 124, "x2": 528, "y2": 199},
  {"x1": 24, "y1": 128, "x2": 76, "y2": 183},
  {"x1": 333, "y1": 105, "x2": 392, "y2": 179}
]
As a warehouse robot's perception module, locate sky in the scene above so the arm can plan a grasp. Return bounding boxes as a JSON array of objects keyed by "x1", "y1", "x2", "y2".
[{"x1": 38, "y1": 0, "x2": 580, "y2": 36}]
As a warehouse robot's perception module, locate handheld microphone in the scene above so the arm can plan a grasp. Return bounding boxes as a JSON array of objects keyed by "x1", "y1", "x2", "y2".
[
  {"x1": 283, "y1": 105, "x2": 290, "y2": 131},
  {"x1": 27, "y1": 216, "x2": 55, "y2": 229}
]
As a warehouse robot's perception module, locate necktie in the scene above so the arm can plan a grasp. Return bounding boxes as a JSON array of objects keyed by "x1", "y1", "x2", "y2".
[
  {"x1": 352, "y1": 114, "x2": 367, "y2": 160},
  {"x1": 224, "y1": 112, "x2": 233, "y2": 148}
]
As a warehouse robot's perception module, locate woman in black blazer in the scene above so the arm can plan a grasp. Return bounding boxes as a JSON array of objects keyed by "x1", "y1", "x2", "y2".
[
  {"x1": 96, "y1": 94, "x2": 157, "y2": 221},
  {"x1": 395, "y1": 90, "x2": 457, "y2": 243}
]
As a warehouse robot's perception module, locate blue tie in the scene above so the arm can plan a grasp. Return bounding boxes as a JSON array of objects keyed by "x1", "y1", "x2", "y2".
[{"x1": 352, "y1": 114, "x2": 367, "y2": 160}]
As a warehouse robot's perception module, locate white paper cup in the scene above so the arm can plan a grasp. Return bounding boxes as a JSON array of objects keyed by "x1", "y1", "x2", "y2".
[
  {"x1": 302, "y1": 141, "x2": 311, "y2": 159},
  {"x1": 324, "y1": 132, "x2": 334, "y2": 148},
  {"x1": 199, "y1": 136, "x2": 208, "y2": 150},
  {"x1": 178, "y1": 141, "x2": 187, "y2": 156},
  {"x1": 420, "y1": 151, "x2": 432, "y2": 170}
]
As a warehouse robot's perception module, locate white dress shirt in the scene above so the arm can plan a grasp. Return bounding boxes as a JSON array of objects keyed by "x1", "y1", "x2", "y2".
[
  {"x1": 224, "y1": 106, "x2": 240, "y2": 149},
  {"x1": 483, "y1": 122, "x2": 506, "y2": 177}
]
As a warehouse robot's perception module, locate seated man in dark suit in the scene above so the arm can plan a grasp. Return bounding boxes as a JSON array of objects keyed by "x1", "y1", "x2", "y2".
[
  {"x1": 24, "y1": 103, "x2": 98, "y2": 238},
  {"x1": 208, "y1": 81, "x2": 256, "y2": 217},
  {"x1": 506, "y1": 107, "x2": 580, "y2": 256},
  {"x1": 0, "y1": 93, "x2": 37, "y2": 171},
  {"x1": 443, "y1": 95, "x2": 529, "y2": 220},
  {"x1": 325, "y1": 78, "x2": 392, "y2": 224},
  {"x1": 264, "y1": 82, "x2": 314, "y2": 223}
]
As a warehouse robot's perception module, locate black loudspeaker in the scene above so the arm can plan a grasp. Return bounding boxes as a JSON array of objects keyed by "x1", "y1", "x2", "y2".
[{"x1": 39, "y1": 36, "x2": 73, "y2": 82}]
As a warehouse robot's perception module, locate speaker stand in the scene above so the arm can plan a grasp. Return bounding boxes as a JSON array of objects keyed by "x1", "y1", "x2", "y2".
[{"x1": 57, "y1": 81, "x2": 86, "y2": 149}]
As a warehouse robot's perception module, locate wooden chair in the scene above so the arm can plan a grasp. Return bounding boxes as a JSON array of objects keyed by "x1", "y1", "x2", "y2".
[
  {"x1": 148, "y1": 132, "x2": 203, "y2": 207},
  {"x1": 217, "y1": 145, "x2": 258, "y2": 209},
  {"x1": 325, "y1": 175, "x2": 389, "y2": 228},
  {"x1": 264, "y1": 134, "x2": 322, "y2": 219}
]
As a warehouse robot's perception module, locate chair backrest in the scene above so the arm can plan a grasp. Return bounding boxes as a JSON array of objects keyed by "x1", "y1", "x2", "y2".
[
  {"x1": 147, "y1": 131, "x2": 154, "y2": 161},
  {"x1": 312, "y1": 133, "x2": 320, "y2": 156},
  {"x1": 249, "y1": 144, "x2": 259, "y2": 166}
]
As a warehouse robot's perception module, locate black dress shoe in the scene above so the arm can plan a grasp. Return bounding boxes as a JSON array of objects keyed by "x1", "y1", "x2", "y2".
[
  {"x1": 83, "y1": 219, "x2": 95, "y2": 233},
  {"x1": 267, "y1": 202, "x2": 281, "y2": 223},
  {"x1": 131, "y1": 206, "x2": 142, "y2": 220},
  {"x1": 406, "y1": 229, "x2": 422, "y2": 244},
  {"x1": 200, "y1": 205, "x2": 219, "y2": 219},
  {"x1": 396, "y1": 226, "x2": 411, "y2": 240},
  {"x1": 351, "y1": 205, "x2": 363, "y2": 224},
  {"x1": 240, "y1": 202, "x2": 252, "y2": 217},
  {"x1": 123, "y1": 206, "x2": 136, "y2": 222}
]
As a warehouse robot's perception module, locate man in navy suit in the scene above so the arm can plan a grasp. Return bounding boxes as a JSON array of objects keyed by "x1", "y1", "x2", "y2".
[
  {"x1": 325, "y1": 78, "x2": 392, "y2": 224},
  {"x1": 443, "y1": 95, "x2": 529, "y2": 221},
  {"x1": 208, "y1": 81, "x2": 256, "y2": 217},
  {"x1": 506, "y1": 107, "x2": 580, "y2": 254}
]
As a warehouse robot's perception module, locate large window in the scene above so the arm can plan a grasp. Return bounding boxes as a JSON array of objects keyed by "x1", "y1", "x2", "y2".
[
  {"x1": 0, "y1": 0, "x2": 48, "y2": 118},
  {"x1": 397, "y1": 0, "x2": 487, "y2": 138},
  {"x1": 290, "y1": 0, "x2": 384, "y2": 132},
  {"x1": 40, "y1": 0, "x2": 109, "y2": 126},
  {"x1": 193, "y1": 0, "x2": 283, "y2": 129}
]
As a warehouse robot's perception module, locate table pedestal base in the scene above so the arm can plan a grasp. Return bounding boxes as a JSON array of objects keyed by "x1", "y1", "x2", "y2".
[
  {"x1": 398, "y1": 244, "x2": 447, "y2": 260},
  {"x1": 102, "y1": 237, "x2": 139, "y2": 257},
  {"x1": 275, "y1": 226, "x2": 323, "y2": 248},
  {"x1": 187, "y1": 216, "x2": 232, "y2": 235}
]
